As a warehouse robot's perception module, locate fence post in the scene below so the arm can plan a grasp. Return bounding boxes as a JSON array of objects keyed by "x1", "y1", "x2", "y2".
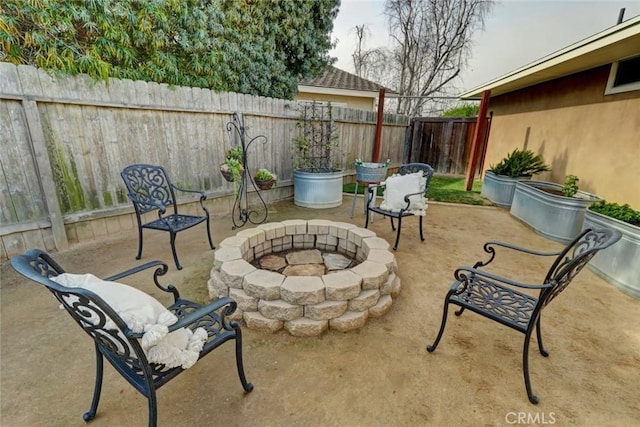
[{"x1": 22, "y1": 99, "x2": 69, "y2": 251}]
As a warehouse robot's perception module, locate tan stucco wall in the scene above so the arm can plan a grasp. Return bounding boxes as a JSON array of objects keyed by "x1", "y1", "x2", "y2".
[
  {"x1": 485, "y1": 66, "x2": 640, "y2": 208},
  {"x1": 295, "y1": 91, "x2": 375, "y2": 110}
]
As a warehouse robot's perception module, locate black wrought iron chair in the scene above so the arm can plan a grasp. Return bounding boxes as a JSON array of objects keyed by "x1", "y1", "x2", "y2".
[
  {"x1": 365, "y1": 163, "x2": 435, "y2": 250},
  {"x1": 10, "y1": 249, "x2": 253, "y2": 427},
  {"x1": 121, "y1": 164, "x2": 214, "y2": 270},
  {"x1": 426, "y1": 228, "x2": 621, "y2": 404}
]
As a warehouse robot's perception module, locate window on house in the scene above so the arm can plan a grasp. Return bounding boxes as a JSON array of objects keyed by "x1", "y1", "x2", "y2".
[{"x1": 605, "y1": 55, "x2": 640, "y2": 94}]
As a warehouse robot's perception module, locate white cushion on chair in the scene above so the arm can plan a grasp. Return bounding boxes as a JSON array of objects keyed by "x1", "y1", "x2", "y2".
[
  {"x1": 379, "y1": 171, "x2": 428, "y2": 215},
  {"x1": 51, "y1": 273, "x2": 207, "y2": 369}
]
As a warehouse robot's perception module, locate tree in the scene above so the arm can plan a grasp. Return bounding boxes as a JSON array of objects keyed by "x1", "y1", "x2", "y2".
[
  {"x1": 441, "y1": 103, "x2": 479, "y2": 117},
  {"x1": 351, "y1": 24, "x2": 389, "y2": 82},
  {"x1": 0, "y1": 0, "x2": 339, "y2": 99},
  {"x1": 353, "y1": 0, "x2": 493, "y2": 115},
  {"x1": 386, "y1": 0, "x2": 494, "y2": 115}
]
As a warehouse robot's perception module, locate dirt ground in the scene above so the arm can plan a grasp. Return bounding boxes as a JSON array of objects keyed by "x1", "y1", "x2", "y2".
[{"x1": 1, "y1": 197, "x2": 639, "y2": 427}]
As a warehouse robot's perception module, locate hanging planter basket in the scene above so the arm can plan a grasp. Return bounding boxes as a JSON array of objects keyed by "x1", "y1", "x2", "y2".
[
  {"x1": 356, "y1": 163, "x2": 389, "y2": 182},
  {"x1": 255, "y1": 178, "x2": 275, "y2": 190},
  {"x1": 221, "y1": 169, "x2": 234, "y2": 182}
]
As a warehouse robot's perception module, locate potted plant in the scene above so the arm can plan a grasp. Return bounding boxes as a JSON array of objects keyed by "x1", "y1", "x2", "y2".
[
  {"x1": 253, "y1": 168, "x2": 277, "y2": 190},
  {"x1": 220, "y1": 146, "x2": 245, "y2": 182},
  {"x1": 481, "y1": 148, "x2": 550, "y2": 208},
  {"x1": 292, "y1": 101, "x2": 343, "y2": 208},
  {"x1": 510, "y1": 174, "x2": 602, "y2": 244},
  {"x1": 220, "y1": 158, "x2": 244, "y2": 183},
  {"x1": 583, "y1": 201, "x2": 640, "y2": 298}
]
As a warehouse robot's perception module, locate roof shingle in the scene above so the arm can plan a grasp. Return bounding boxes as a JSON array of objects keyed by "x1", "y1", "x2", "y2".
[{"x1": 300, "y1": 66, "x2": 395, "y2": 93}]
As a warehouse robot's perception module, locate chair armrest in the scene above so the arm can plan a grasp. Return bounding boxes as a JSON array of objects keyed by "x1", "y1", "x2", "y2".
[
  {"x1": 167, "y1": 297, "x2": 238, "y2": 332},
  {"x1": 104, "y1": 261, "x2": 180, "y2": 300},
  {"x1": 454, "y1": 266, "x2": 553, "y2": 290},
  {"x1": 484, "y1": 241, "x2": 562, "y2": 257},
  {"x1": 104, "y1": 260, "x2": 168, "y2": 281},
  {"x1": 366, "y1": 183, "x2": 385, "y2": 204},
  {"x1": 474, "y1": 241, "x2": 562, "y2": 268},
  {"x1": 171, "y1": 184, "x2": 206, "y2": 200}
]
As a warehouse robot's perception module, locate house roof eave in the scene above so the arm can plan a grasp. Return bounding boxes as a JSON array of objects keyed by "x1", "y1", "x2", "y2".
[{"x1": 459, "y1": 15, "x2": 640, "y2": 100}]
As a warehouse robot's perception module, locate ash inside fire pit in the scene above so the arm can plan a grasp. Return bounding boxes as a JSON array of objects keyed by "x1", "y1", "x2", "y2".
[{"x1": 255, "y1": 249, "x2": 358, "y2": 276}]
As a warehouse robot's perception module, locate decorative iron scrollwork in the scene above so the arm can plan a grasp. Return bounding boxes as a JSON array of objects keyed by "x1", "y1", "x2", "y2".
[{"x1": 225, "y1": 112, "x2": 269, "y2": 229}]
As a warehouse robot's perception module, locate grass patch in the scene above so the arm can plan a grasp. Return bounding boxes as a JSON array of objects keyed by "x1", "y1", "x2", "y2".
[
  {"x1": 343, "y1": 182, "x2": 384, "y2": 196},
  {"x1": 343, "y1": 175, "x2": 492, "y2": 206},
  {"x1": 427, "y1": 176, "x2": 491, "y2": 205}
]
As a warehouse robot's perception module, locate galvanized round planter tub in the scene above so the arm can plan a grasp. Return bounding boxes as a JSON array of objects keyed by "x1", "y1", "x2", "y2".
[
  {"x1": 293, "y1": 170, "x2": 343, "y2": 209},
  {"x1": 583, "y1": 209, "x2": 640, "y2": 298},
  {"x1": 481, "y1": 171, "x2": 532, "y2": 208},
  {"x1": 510, "y1": 180, "x2": 601, "y2": 244}
]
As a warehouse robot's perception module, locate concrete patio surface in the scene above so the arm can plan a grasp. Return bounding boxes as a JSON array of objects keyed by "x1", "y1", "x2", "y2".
[{"x1": 1, "y1": 197, "x2": 638, "y2": 426}]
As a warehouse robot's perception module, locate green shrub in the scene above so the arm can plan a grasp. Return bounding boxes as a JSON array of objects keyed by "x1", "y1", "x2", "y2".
[
  {"x1": 441, "y1": 103, "x2": 479, "y2": 117},
  {"x1": 589, "y1": 201, "x2": 640, "y2": 226},
  {"x1": 489, "y1": 149, "x2": 550, "y2": 178},
  {"x1": 562, "y1": 174, "x2": 579, "y2": 198}
]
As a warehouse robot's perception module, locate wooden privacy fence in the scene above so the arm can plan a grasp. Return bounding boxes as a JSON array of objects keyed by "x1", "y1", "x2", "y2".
[
  {"x1": 404, "y1": 117, "x2": 490, "y2": 176},
  {"x1": 0, "y1": 63, "x2": 409, "y2": 259}
]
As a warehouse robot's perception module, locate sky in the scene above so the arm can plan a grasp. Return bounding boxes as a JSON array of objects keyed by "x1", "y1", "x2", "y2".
[{"x1": 329, "y1": 0, "x2": 640, "y2": 93}]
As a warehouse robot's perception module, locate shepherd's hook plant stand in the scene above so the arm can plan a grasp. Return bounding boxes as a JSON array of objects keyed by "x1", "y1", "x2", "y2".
[{"x1": 226, "y1": 112, "x2": 269, "y2": 229}]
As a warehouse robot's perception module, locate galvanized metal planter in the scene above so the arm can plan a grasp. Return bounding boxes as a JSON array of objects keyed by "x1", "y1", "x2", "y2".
[
  {"x1": 356, "y1": 163, "x2": 388, "y2": 183},
  {"x1": 293, "y1": 170, "x2": 343, "y2": 208},
  {"x1": 481, "y1": 171, "x2": 531, "y2": 208},
  {"x1": 583, "y1": 209, "x2": 640, "y2": 298},
  {"x1": 510, "y1": 180, "x2": 601, "y2": 244}
]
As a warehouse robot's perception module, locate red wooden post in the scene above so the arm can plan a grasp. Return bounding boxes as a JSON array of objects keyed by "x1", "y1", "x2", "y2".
[
  {"x1": 372, "y1": 88, "x2": 385, "y2": 162},
  {"x1": 464, "y1": 90, "x2": 491, "y2": 190}
]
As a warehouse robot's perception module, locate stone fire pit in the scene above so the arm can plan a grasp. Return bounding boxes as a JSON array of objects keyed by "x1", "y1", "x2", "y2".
[{"x1": 208, "y1": 219, "x2": 400, "y2": 336}]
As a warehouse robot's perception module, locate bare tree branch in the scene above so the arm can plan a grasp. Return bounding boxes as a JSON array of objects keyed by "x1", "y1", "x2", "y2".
[{"x1": 383, "y1": 0, "x2": 494, "y2": 115}]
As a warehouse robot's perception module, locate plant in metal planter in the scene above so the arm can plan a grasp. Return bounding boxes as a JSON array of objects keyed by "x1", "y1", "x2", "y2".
[
  {"x1": 292, "y1": 102, "x2": 343, "y2": 208},
  {"x1": 584, "y1": 200, "x2": 640, "y2": 298},
  {"x1": 481, "y1": 148, "x2": 550, "y2": 208},
  {"x1": 561, "y1": 174, "x2": 580, "y2": 197},
  {"x1": 489, "y1": 148, "x2": 550, "y2": 178}
]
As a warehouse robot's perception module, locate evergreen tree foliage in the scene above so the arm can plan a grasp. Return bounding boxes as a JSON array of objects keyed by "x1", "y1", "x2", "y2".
[
  {"x1": 0, "y1": 0, "x2": 339, "y2": 99},
  {"x1": 441, "y1": 103, "x2": 479, "y2": 117}
]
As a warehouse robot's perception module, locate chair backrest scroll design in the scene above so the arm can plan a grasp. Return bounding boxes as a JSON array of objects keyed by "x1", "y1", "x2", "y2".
[
  {"x1": 540, "y1": 228, "x2": 621, "y2": 306},
  {"x1": 121, "y1": 164, "x2": 178, "y2": 216},
  {"x1": 11, "y1": 249, "x2": 151, "y2": 377},
  {"x1": 397, "y1": 163, "x2": 435, "y2": 192}
]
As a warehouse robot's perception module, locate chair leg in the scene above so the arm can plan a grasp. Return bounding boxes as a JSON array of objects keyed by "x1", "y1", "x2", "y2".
[
  {"x1": 205, "y1": 218, "x2": 215, "y2": 250},
  {"x1": 83, "y1": 344, "x2": 104, "y2": 422},
  {"x1": 393, "y1": 216, "x2": 402, "y2": 250},
  {"x1": 169, "y1": 231, "x2": 182, "y2": 270},
  {"x1": 427, "y1": 296, "x2": 452, "y2": 352},
  {"x1": 389, "y1": 217, "x2": 396, "y2": 231},
  {"x1": 233, "y1": 324, "x2": 254, "y2": 393},
  {"x1": 350, "y1": 181, "x2": 359, "y2": 218},
  {"x1": 136, "y1": 226, "x2": 144, "y2": 260},
  {"x1": 523, "y1": 329, "x2": 539, "y2": 404},
  {"x1": 419, "y1": 215, "x2": 425, "y2": 241},
  {"x1": 535, "y1": 317, "x2": 549, "y2": 357},
  {"x1": 365, "y1": 204, "x2": 371, "y2": 229},
  {"x1": 147, "y1": 388, "x2": 158, "y2": 427}
]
